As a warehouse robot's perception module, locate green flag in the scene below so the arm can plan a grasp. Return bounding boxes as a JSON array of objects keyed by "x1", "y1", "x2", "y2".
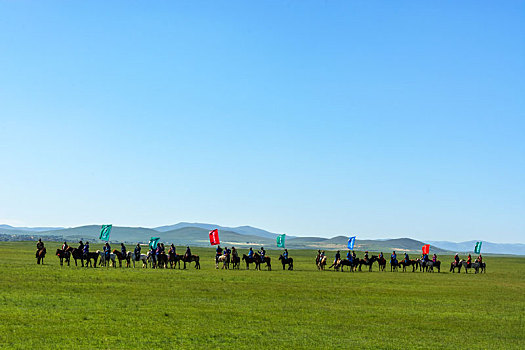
[
  {"x1": 474, "y1": 241, "x2": 482, "y2": 254},
  {"x1": 149, "y1": 237, "x2": 160, "y2": 250},
  {"x1": 99, "y1": 224, "x2": 112, "y2": 241},
  {"x1": 276, "y1": 234, "x2": 285, "y2": 248}
]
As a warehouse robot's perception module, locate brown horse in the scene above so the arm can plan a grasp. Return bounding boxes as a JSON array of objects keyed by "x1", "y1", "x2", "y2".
[
  {"x1": 36, "y1": 248, "x2": 46, "y2": 265},
  {"x1": 399, "y1": 259, "x2": 417, "y2": 272},
  {"x1": 254, "y1": 253, "x2": 271, "y2": 271},
  {"x1": 316, "y1": 255, "x2": 327, "y2": 270},
  {"x1": 112, "y1": 249, "x2": 131, "y2": 267}
]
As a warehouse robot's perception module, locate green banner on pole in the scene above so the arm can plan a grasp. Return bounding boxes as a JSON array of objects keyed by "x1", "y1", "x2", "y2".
[
  {"x1": 474, "y1": 241, "x2": 482, "y2": 254},
  {"x1": 99, "y1": 224, "x2": 112, "y2": 241},
  {"x1": 149, "y1": 237, "x2": 160, "y2": 250},
  {"x1": 276, "y1": 234, "x2": 285, "y2": 248}
]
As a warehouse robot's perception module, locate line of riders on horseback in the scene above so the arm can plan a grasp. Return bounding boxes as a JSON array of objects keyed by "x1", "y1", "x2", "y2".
[
  {"x1": 214, "y1": 245, "x2": 293, "y2": 271},
  {"x1": 317, "y1": 249, "x2": 486, "y2": 273},
  {"x1": 49, "y1": 240, "x2": 201, "y2": 269},
  {"x1": 37, "y1": 239, "x2": 485, "y2": 273}
]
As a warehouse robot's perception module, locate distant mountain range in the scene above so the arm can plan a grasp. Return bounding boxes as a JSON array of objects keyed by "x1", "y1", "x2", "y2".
[{"x1": 0, "y1": 223, "x2": 523, "y2": 255}]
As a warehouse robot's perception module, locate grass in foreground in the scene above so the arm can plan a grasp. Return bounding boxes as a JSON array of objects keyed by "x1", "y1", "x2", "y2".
[{"x1": 0, "y1": 241, "x2": 524, "y2": 349}]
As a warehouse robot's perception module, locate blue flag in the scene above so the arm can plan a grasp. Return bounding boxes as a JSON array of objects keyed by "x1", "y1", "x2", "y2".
[
  {"x1": 348, "y1": 236, "x2": 356, "y2": 250},
  {"x1": 149, "y1": 237, "x2": 160, "y2": 250}
]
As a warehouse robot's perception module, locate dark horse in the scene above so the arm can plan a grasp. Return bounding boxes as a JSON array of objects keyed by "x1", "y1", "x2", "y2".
[
  {"x1": 254, "y1": 253, "x2": 271, "y2": 271},
  {"x1": 450, "y1": 260, "x2": 462, "y2": 273},
  {"x1": 390, "y1": 259, "x2": 401, "y2": 272},
  {"x1": 399, "y1": 259, "x2": 417, "y2": 272},
  {"x1": 378, "y1": 256, "x2": 387, "y2": 271},
  {"x1": 338, "y1": 259, "x2": 358, "y2": 272},
  {"x1": 168, "y1": 252, "x2": 181, "y2": 269},
  {"x1": 68, "y1": 247, "x2": 98, "y2": 267},
  {"x1": 56, "y1": 249, "x2": 70, "y2": 266},
  {"x1": 358, "y1": 255, "x2": 378, "y2": 272},
  {"x1": 231, "y1": 255, "x2": 240, "y2": 269},
  {"x1": 155, "y1": 252, "x2": 168, "y2": 269},
  {"x1": 181, "y1": 254, "x2": 200, "y2": 269},
  {"x1": 242, "y1": 254, "x2": 257, "y2": 270},
  {"x1": 420, "y1": 260, "x2": 441, "y2": 273},
  {"x1": 36, "y1": 248, "x2": 46, "y2": 265},
  {"x1": 278, "y1": 255, "x2": 293, "y2": 270}
]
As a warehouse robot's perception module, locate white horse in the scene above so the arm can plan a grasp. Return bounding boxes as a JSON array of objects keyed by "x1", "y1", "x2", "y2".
[
  {"x1": 216, "y1": 255, "x2": 228, "y2": 269},
  {"x1": 97, "y1": 250, "x2": 116, "y2": 267},
  {"x1": 130, "y1": 252, "x2": 148, "y2": 268}
]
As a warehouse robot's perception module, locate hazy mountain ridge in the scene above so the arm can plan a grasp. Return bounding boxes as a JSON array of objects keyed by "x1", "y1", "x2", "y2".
[{"x1": 1, "y1": 223, "x2": 523, "y2": 255}]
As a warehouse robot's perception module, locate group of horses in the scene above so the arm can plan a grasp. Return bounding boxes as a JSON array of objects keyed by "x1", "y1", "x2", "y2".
[
  {"x1": 215, "y1": 253, "x2": 293, "y2": 271},
  {"x1": 54, "y1": 247, "x2": 201, "y2": 269},
  {"x1": 449, "y1": 258, "x2": 486, "y2": 274},
  {"x1": 317, "y1": 254, "x2": 487, "y2": 274},
  {"x1": 42, "y1": 247, "x2": 485, "y2": 274}
]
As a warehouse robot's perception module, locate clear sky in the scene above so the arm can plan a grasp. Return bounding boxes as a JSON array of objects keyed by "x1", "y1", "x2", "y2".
[{"x1": 1, "y1": 1, "x2": 523, "y2": 243}]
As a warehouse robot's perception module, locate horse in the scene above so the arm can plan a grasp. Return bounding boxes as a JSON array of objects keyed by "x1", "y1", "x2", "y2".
[
  {"x1": 358, "y1": 255, "x2": 378, "y2": 272},
  {"x1": 168, "y1": 251, "x2": 181, "y2": 269},
  {"x1": 399, "y1": 259, "x2": 417, "y2": 272},
  {"x1": 278, "y1": 255, "x2": 293, "y2": 270},
  {"x1": 112, "y1": 249, "x2": 131, "y2": 268},
  {"x1": 390, "y1": 259, "x2": 401, "y2": 272},
  {"x1": 450, "y1": 260, "x2": 463, "y2": 273},
  {"x1": 68, "y1": 247, "x2": 85, "y2": 267},
  {"x1": 254, "y1": 253, "x2": 271, "y2": 271},
  {"x1": 378, "y1": 256, "x2": 387, "y2": 271},
  {"x1": 461, "y1": 260, "x2": 480, "y2": 274},
  {"x1": 216, "y1": 255, "x2": 230, "y2": 269},
  {"x1": 36, "y1": 248, "x2": 46, "y2": 265},
  {"x1": 156, "y1": 252, "x2": 169, "y2": 269},
  {"x1": 180, "y1": 254, "x2": 200, "y2": 269},
  {"x1": 424, "y1": 260, "x2": 441, "y2": 273},
  {"x1": 476, "y1": 259, "x2": 486, "y2": 273},
  {"x1": 231, "y1": 255, "x2": 240, "y2": 269},
  {"x1": 56, "y1": 249, "x2": 70, "y2": 266},
  {"x1": 336, "y1": 259, "x2": 352, "y2": 272},
  {"x1": 242, "y1": 254, "x2": 257, "y2": 270},
  {"x1": 316, "y1": 255, "x2": 327, "y2": 270},
  {"x1": 97, "y1": 250, "x2": 116, "y2": 267},
  {"x1": 130, "y1": 252, "x2": 148, "y2": 268}
]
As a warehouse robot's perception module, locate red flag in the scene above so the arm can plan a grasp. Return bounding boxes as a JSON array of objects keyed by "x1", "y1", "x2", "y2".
[
  {"x1": 422, "y1": 244, "x2": 430, "y2": 255},
  {"x1": 209, "y1": 229, "x2": 220, "y2": 245}
]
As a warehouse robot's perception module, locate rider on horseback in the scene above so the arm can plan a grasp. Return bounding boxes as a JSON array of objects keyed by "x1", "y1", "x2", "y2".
[
  {"x1": 36, "y1": 239, "x2": 44, "y2": 258},
  {"x1": 83, "y1": 241, "x2": 89, "y2": 261},
  {"x1": 391, "y1": 251, "x2": 397, "y2": 264},
  {"x1": 135, "y1": 244, "x2": 141, "y2": 261},
  {"x1": 379, "y1": 252, "x2": 383, "y2": 260},
  {"x1": 364, "y1": 251, "x2": 369, "y2": 263},
  {"x1": 232, "y1": 246, "x2": 238, "y2": 259},
  {"x1": 404, "y1": 252, "x2": 409, "y2": 263},
  {"x1": 334, "y1": 250, "x2": 341, "y2": 265},
  {"x1": 185, "y1": 246, "x2": 191, "y2": 259},
  {"x1": 283, "y1": 249, "x2": 288, "y2": 260},
  {"x1": 61, "y1": 241, "x2": 69, "y2": 253},
  {"x1": 216, "y1": 245, "x2": 223, "y2": 262},
  {"x1": 346, "y1": 250, "x2": 352, "y2": 262},
  {"x1": 454, "y1": 253, "x2": 460, "y2": 266},
  {"x1": 259, "y1": 247, "x2": 266, "y2": 262},
  {"x1": 121, "y1": 243, "x2": 127, "y2": 257},
  {"x1": 477, "y1": 254, "x2": 482, "y2": 264},
  {"x1": 103, "y1": 242, "x2": 111, "y2": 265},
  {"x1": 423, "y1": 253, "x2": 429, "y2": 262},
  {"x1": 248, "y1": 247, "x2": 254, "y2": 259},
  {"x1": 467, "y1": 253, "x2": 472, "y2": 267},
  {"x1": 432, "y1": 254, "x2": 437, "y2": 263}
]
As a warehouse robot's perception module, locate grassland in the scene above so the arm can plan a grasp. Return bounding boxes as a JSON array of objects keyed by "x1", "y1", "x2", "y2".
[{"x1": 0, "y1": 241, "x2": 523, "y2": 349}]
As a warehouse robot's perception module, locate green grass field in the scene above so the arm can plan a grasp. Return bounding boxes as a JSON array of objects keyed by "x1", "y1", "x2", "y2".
[{"x1": 0, "y1": 241, "x2": 523, "y2": 349}]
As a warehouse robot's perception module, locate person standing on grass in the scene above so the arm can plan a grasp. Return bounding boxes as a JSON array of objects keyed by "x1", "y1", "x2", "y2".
[
  {"x1": 103, "y1": 242, "x2": 111, "y2": 267},
  {"x1": 83, "y1": 241, "x2": 89, "y2": 263}
]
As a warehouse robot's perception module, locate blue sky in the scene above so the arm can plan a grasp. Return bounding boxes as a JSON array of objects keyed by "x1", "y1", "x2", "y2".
[{"x1": 1, "y1": 1, "x2": 523, "y2": 243}]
